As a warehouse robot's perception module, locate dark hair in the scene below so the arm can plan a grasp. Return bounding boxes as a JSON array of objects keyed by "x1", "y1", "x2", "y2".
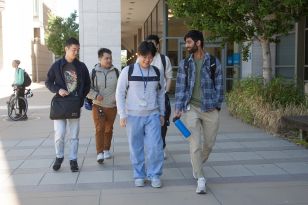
[
  {"x1": 98, "y1": 48, "x2": 112, "y2": 58},
  {"x1": 184, "y1": 30, "x2": 204, "y2": 48},
  {"x1": 137, "y1": 41, "x2": 157, "y2": 57},
  {"x1": 145, "y1": 34, "x2": 160, "y2": 45},
  {"x1": 65, "y1": 37, "x2": 80, "y2": 47}
]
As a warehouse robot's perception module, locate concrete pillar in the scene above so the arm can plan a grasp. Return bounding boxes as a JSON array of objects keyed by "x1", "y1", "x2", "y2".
[{"x1": 79, "y1": 0, "x2": 121, "y2": 69}]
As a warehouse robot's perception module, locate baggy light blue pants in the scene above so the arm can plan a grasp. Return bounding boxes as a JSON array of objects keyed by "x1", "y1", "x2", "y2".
[
  {"x1": 54, "y1": 118, "x2": 80, "y2": 160},
  {"x1": 126, "y1": 114, "x2": 164, "y2": 179}
]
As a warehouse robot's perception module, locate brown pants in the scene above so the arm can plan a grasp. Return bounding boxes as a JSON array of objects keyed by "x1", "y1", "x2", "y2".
[{"x1": 92, "y1": 105, "x2": 117, "y2": 154}]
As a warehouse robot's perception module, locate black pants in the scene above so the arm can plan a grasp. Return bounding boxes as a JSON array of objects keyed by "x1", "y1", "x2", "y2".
[
  {"x1": 161, "y1": 93, "x2": 171, "y2": 149},
  {"x1": 17, "y1": 87, "x2": 25, "y2": 114}
]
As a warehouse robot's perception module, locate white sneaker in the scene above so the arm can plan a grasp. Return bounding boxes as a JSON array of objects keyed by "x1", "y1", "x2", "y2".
[
  {"x1": 196, "y1": 177, "x2": 206, "y2": 194},
  {"x1": 103, "y1": 150, "x2": 112, "y2": 159},
  {"x1": 96, "y1": 153, "x2": 104, "y2": 164},
  {"x1": 151, "y1": 178, "x2": 162, "y2": 188},
  {"x1": 134, "y1": 178, "x2": 145, "y2": 187}
]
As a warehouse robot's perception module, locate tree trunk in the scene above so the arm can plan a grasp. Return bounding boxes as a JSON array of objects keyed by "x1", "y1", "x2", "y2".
[{"x1": 260, "y1": 38, "x2": 272, "y2": 84}]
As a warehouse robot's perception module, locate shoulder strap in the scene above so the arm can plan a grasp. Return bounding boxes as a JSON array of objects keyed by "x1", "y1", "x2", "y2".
[
  {"x1": 209, "y1": 55, "x2": 216, "y2": 89},
  {"x1": 91, "y1": 67, "x2": 97, "y2": 88},
  {"x1": 114, "y1": 68, "x2": 119, "y2": 79},
  {"x1": 160, "y1": 54, "x2": 166, "y2": 73},
  {"x1": 128, "y1": 64, "x2": 134, "y2": 81},
  {"x1": 152, "y1": 65, "x2": 161, "y2": 90}
]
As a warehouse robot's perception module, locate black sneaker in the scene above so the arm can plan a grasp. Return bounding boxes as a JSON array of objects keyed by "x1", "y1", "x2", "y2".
[
  {"x1": 70, "y1": 160, "x2": 79, "y2": 172},
  {"x1": 53, "y1": 157, "x2": 64, "y2": 171}
]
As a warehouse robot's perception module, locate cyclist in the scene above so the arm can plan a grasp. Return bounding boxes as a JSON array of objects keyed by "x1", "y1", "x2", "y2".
[{"x1": 12, "y1": 59, "x2": 27, "y2": 120}]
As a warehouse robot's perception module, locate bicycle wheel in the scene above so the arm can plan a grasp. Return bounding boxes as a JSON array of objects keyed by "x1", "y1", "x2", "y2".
[{"x1": 7, "y1": 95, "x2": 28, "y2": 121}]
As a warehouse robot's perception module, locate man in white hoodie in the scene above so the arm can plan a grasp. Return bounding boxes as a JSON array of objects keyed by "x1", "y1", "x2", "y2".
[{"x1": 116, "y1": 41, "x2": 165, "y2": 188}]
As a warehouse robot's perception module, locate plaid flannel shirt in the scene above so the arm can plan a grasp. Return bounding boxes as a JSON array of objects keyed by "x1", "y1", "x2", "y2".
[{"x1": 175, "y1": 52, "x2": 224, "y2": 112}]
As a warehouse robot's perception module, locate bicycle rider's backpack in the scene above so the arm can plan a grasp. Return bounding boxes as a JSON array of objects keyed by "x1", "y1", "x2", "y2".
[{"x1": 23, "y1": 70, "x2": 32, "y2": 87}]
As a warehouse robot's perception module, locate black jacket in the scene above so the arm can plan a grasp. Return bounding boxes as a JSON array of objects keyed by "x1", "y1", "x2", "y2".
[{"x1": 45, "y1": 57, "x2": 91, "y2": 107}]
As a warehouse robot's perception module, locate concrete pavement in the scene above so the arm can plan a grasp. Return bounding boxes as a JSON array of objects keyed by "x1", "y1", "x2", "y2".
[{"x1": 0, "y1": 84, "x2": 308, "y2": 205}]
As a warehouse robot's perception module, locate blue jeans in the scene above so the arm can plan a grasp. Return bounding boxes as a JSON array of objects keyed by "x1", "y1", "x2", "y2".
[
  {"x1": 126, "y1": 114, "x2": 164, "y2": 179},
  {"x1": 54, "y1": 118, "x2": 80, "y2": 160}
]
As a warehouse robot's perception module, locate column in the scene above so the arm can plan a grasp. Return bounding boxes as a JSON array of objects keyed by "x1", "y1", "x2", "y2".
[{"x1": 79, "y1": 0, "x2": 121, "y2": 69}]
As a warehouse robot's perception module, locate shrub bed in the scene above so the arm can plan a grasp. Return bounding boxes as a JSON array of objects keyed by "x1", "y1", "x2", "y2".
[{"x1": 226, "y1": 77, "x2": 308, "y2": 133}]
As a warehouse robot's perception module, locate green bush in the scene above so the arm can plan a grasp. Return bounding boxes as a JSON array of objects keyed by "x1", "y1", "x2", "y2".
[{"x1": 226, "y1": 77, "x2": 308, "y2": 133}]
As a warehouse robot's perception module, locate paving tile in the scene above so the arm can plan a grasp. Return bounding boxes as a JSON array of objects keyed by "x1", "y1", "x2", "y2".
[
  {"x1": 171, "y1": 153, "x2": 190, "y2": 163},
  {"x1": 208, "y1": 153, "x2": 235, "y2": 162},
  {"x1": 31, "y1": 148, "x2": 55, "y2": 157},
  {"x1": 179, "y1": 167, "x2": 220, "y2": 179},
  {"x1": 213, "y1": 165, "x2": 254, "y2": 177},
  {"x1": 0, "y1": 159, "x2": 24, "y2": 170},
  {"x1": 19, "y1": 159, "x2": 53, "y2": 169},
  {"x1": 161, "y1": 168, "x2": 184, "y2": 180},
  {"x1": 113, "y1": 155, "x2": 131, "y2": 166},
  {"x1": 245, "y1": 164, "x2": 288, "y2": 175},
  {"x1": 228, "y1": 152, "x2": 263, "y2": 160},
  {"x1": 113, "y1": 145, "x2": 130, "y2": 152},
  {"x1": 255, "y1": 151, "x2": 292, "y2": 159},
  {"x1": 276, "y1": 162, "x2": 308, "y2": 174},
  {"x1": 3, "y1": 173, "x2": 44, "y2": 186},
  {"x1": 6, "y1": 148, "x2": 34, "y2": 157},
  {"x1": 77, "y1": 170, "x2": 112, "y2": 183},
  {"x1": 215, "y1": 142, "x2": 245, "y2": 149},
  {"x1": 281, "y1": 150, "x2": 308, "y2": 158},
  {"x1": 40, "y1": 172, "x2": 78, "y2": 185},
  {"x1": 114, "y1": 170, "x2": 133, "y2": 182},
  {"x1": 165, "y1": 144, "x2": 189, "y2": 152},
  {"x1": 16, "y1": 138, "x2": 45, "y2": 147},
  {"x1": 0, "y1": 140, "x2": 21, "y2": 148}
]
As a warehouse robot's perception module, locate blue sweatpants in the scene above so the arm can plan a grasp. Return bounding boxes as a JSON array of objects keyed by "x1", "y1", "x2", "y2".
[{"x1": 126, "y1": 114, "x2": 164, "y2": 180}]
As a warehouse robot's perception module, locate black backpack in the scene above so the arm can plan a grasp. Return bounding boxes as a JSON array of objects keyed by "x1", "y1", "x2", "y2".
[
  {"x1": 127, "y1": 64, "x2": 161, "y2": 90},
  {"x1": 23, "y1": 70, "x2": 32, "y2": 87},
  {"x1": 84, "y1": 66, "x2": 119, "y2": 110},
  {"x1": 184, "y1": 55, "x2": 216, "y2": 89}
]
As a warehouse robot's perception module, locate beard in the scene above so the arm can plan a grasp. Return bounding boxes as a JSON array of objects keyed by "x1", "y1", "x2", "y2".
[{"x1": 187, "y1": 44, "x2": 198, "y2": 54}]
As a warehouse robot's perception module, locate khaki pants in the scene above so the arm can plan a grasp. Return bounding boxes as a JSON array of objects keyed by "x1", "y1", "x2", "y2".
[
  {"x1": 184, "y1": 105, "x2": 219, "y2": 178},
  {"x1": 92, "y1": 105, "x2": 117, "y2": 154}
]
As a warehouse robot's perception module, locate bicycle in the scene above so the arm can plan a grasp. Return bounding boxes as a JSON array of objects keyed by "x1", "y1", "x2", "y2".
[{"x1": 7, "y1": 86, "x2": 33, "y2": 121}]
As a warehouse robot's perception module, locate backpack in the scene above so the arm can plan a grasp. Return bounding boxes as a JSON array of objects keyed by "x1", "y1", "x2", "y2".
[
  {"x1": 184, "y1": 54, "x2": 216, "y2": 89},
  {"x1": 84, "y1": 66, "x2": 119, "y2": 110},
  {"x1": 23, "y1": 70, "x2": 32, "y2": 87},
  {"x1": 127, "y1": 64, "x2": 161, "y2": 91}
]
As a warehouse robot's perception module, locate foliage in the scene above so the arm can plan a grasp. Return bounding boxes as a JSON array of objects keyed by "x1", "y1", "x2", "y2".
[
  {"x1": 45, "y1": 11, "x2": 79, "y2": 57},
  {"x1": 168, "y1": 0, "x2": 308, "y2": 82},
  {"x1": 226, "y1": 77, "x2": 308, "y2": 133}
]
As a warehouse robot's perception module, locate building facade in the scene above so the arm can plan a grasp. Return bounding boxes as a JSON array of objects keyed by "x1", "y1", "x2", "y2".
[
  {"x1": 79, "y1": 0, "x2": 307, "y2": 94},
  {"x1": 0, "y1": 0, "x2": 56, "y2": 85}
]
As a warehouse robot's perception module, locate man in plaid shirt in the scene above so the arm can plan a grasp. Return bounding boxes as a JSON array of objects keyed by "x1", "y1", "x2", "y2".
[{"x1": 174, "y1": 30, "x2": 224, "y2": 194}]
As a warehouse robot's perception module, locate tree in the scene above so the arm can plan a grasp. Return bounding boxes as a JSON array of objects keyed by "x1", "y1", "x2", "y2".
[
  {"x1": 45, "y1": 11, "x2": 79, "y2": 57},
  {"x1": 168, "y1": 0, "x2": 308, "y2": 84}
]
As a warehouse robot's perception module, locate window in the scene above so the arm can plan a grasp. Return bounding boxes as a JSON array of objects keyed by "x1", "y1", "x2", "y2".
[{"x1": 275, "y1": 33, "x2": 295, "y2": 79}]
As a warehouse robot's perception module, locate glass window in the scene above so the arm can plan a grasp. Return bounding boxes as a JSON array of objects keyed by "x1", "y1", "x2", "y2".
[
  {"x1": 305, "y1": 67, "x2": 308, "y2": 81},
  {"x1": 147, "y1": 15, "x2": 152, "y2": 36},
  {"x1": 275, "y1": 67, "x2": 294, "y2": 79},
  {"x1": 305, "y1": 30, "x2": 308, "y2": 65},
  {"x1": 152, "y1": 6, "x2": 157, "y2": 35},
  {"x1": 157, "y1": 0, "x2": 164, "y2": 37},
  {"x1": 276, "y1": 33, "x2": 295, "y2": 79},
  {"x1": 276, "y1": 33, "x2": 295, "y2": 65},
  {"x1": 144, "y1": 21, "x2": 148, "y2": 38}
]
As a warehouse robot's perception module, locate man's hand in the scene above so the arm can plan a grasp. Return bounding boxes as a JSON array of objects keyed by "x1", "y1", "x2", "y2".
[
  {"x1": 120, "y1": 118, "x2": 127, "y2": 127},
  {"x1": 96, "y1": 95, "x2": 104, "y2": 101},
  {"x1": 58, "y1": 89, "x2": 69, "y2": 97},
  {"x1": 160, "y1": 116, "x2": 165, "y2": 126},
  {"x1": 174, "y1": 110, "x2": 182, "y2": 118}
]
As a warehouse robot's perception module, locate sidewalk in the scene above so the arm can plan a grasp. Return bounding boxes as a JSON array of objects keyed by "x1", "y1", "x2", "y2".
[{"x1": 0, "y1": 86, "x2": 308, "y2": 205}]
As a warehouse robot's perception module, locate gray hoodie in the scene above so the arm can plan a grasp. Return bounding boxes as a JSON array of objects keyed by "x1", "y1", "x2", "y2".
[{"x1": 87, "y1": 64, "x2": 118, "y2": 108}]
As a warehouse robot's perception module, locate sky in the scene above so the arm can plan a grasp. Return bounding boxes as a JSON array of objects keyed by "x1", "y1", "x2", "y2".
[{"x1": 55, "y1": 0, "x2": 79, "y2": 18}]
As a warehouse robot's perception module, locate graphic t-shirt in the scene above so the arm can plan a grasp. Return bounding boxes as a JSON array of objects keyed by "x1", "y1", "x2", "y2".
[{"x1": 63, "y1": 63, "x2": 77, "y2": 93}]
